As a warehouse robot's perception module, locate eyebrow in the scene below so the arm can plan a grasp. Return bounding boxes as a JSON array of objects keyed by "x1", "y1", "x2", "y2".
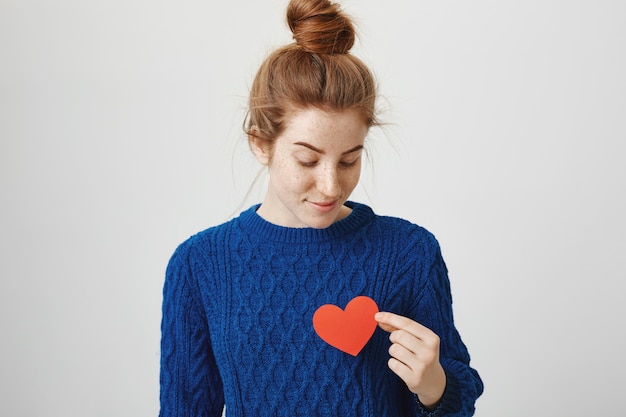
[{"x1": 293, "y1": 142, "x2": 364, "y2": 155}]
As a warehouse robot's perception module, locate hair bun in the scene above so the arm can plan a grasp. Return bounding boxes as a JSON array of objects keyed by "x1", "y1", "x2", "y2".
[{"x1": 287, "y1": 0, "x2": 355, "y2": 55}]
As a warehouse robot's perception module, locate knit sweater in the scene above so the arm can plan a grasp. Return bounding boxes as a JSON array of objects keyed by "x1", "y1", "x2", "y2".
[{"x1": 159, "y1": 202, "x2": 483, "y2": 416}]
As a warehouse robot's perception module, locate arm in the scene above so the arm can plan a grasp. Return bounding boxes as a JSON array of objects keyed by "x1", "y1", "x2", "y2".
[
  {"x1": 159, "y1": 240, "x2": 224, "y2": 417},
  {"x1": 377, "y1": 238, "x2": 483, "y2": 416}
]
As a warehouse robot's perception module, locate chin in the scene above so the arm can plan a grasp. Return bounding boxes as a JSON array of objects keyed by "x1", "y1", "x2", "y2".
[
  {"x1": 307, "y1": 221, "x2": 334, "y2": 229},
  {"x1": 304, "y1": 214, "x2": 340, "y2": 229}
]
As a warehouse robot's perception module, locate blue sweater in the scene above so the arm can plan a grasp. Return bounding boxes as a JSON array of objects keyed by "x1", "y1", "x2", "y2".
[{"x1": 160, "y1": 202, "x2": 483, "y2": 416}]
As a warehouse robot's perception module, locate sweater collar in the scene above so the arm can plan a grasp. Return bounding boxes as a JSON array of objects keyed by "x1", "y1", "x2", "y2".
[{"x1": 236, "y1": 201, "x2": 375, "y2": 243}]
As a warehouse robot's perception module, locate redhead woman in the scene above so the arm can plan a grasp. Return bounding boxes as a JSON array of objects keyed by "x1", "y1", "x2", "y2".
[{"x1": 159, "y1": 0, "x2": 483, "y2": 415}]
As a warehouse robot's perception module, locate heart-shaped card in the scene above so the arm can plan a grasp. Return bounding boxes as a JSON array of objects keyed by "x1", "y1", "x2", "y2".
[{"x1": 312, "y1": 296, "x2": 379, "y2": 356}]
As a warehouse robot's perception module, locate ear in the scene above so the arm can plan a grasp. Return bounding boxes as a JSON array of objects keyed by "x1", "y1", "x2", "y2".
[{"x1": 249, "y1": 129, "x2": 271, "y2": 165}]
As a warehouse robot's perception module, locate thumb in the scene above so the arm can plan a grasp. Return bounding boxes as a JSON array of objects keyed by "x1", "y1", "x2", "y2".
[{"x1": 375, "y1": 312, "x2": 399, "y2": 333}]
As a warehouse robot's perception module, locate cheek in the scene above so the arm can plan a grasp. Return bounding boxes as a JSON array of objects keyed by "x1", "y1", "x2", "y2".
[
  {"x1": 343, "y1": 166, "x2": 362, "y2": 188},
  {"x1": 276, "y1": 163, "x2": 311, "y2": 191}
]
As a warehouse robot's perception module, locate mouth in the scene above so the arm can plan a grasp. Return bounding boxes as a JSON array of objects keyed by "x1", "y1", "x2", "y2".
[{"x1": 308, "y1": 200, "x2": 339, "y2": 213}]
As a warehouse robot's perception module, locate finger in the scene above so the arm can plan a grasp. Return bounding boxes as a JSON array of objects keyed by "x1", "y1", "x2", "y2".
[
  {"x1": 387, "y1": 356, "x2": 420, "y2": 392},
  {"x1": 389, "y1": 329, "x2": 421, "y2": 355},
  {"x1": 375, "y1": 311, "x2": 433, "y2": 340},
  {"x1": 388, "y1": 340, "x2": 419, "y2": 369},
  {"x1": 376, "y1": 320, "x2": 399, "y2": 334}
]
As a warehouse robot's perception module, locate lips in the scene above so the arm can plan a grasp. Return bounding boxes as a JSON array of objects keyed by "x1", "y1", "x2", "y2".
[{"x1": 309, "y1": 200, "x2": 338, "y2": 213}]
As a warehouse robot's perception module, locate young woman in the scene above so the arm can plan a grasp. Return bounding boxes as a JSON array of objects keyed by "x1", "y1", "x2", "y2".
[{"x1": 159, "y1": 0, "x2": 483, "y2": 415}]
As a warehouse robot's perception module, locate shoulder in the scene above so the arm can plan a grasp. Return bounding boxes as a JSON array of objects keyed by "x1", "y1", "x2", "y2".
[
  {"x1": 360, "y1": 207, "x2": 450, "y2": 305},
  {"x1": 167, "y1": 210, "x2": 245, "y2": 268},
  {"x1": 347, "y1": 206, "x2": 444, "y2": 276},
  {"x1": 369, "y1": 210, "x2": 441, "y2": 255}
]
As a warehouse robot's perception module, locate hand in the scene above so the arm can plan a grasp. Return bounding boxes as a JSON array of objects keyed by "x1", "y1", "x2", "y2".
[{"x1": 375, "y1": 311, "x2": 446, "y2": 409}]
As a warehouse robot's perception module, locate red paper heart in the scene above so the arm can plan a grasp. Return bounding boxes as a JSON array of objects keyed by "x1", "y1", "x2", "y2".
[{"x1": 312, "y1": 296, "x2": 379, "y2": 356}]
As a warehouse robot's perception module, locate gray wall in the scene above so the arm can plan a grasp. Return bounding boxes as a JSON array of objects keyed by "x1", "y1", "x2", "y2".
[{"x1": 1, "y1": 0, "x2": 624, "y2": 415}]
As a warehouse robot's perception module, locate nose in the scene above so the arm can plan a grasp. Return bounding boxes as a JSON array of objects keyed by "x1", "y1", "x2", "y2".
[{"x1": 317, "y1": 165, "x2": 341, "y2": 198}]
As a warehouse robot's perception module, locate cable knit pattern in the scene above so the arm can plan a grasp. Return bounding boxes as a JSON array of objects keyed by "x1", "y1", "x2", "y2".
[{"x1": 160, "y1": 202, "x2": 483, "y2": 416}]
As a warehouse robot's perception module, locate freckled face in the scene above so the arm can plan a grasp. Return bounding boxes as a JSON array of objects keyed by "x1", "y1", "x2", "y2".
[{"x1": 253, "y1": 107, "x2": 368, "y2": 229}]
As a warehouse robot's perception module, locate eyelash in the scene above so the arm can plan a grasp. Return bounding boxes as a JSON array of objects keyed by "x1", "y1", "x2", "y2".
[
  {"x1": 339, "y1": 160, "x2": 358, "y2": 168},
  {"x1": 298, "y1": 160, "x2": 358, "y2": 168}
]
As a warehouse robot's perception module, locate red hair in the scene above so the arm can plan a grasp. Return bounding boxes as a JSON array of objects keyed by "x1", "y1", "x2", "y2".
[{"x1": 246, "y1": 0, "x2": 378, "y2": 148}]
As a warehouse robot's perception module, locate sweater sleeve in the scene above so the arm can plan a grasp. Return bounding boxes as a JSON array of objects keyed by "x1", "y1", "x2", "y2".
[
  {"x1": 412, "y1": 237, "x2": 484, "y2": 417},
  {"x1": 159, "y1": 240, "x2": 225, "y2": 417}
]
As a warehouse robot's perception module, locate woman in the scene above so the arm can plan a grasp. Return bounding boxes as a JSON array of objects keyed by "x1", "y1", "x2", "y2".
[{"x1": 159, "y1": 0, "x2": 483, "y2": 415}]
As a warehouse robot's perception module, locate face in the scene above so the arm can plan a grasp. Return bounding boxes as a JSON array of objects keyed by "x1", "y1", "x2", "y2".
[{"x1": 252, "y1": 107, "x2": 368, "y2": 229}]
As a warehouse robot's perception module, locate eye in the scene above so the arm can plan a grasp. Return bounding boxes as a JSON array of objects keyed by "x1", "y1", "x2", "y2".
[
  {"x1": 298, "y1": 160, "x2": 318, "y2": 167},
  {"x1": 339, "y1": 157, "x2": 360, "y2": 168}
]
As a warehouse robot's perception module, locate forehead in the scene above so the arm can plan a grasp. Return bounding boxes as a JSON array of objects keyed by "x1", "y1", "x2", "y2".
[{"x1": 279, "y1": 107, "x2": 368, "y2": 149}]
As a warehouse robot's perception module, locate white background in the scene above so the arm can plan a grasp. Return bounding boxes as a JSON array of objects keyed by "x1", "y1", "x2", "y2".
[{"x1": 1, "y1": 0, "x2": 625, "y2": 415}]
